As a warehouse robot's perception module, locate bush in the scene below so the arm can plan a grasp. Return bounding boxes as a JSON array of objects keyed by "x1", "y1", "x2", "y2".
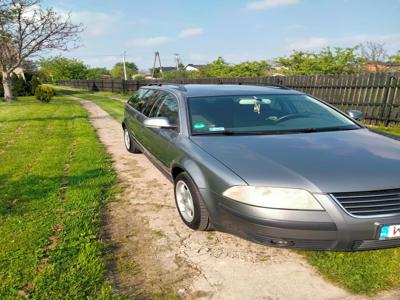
[
  {"x1": 11, "y1": 74, "x2": 31, "y2": 96},
  {"x1": 30, "y1": 76, "x2": 40, "y2": 95},
  {"x1": 35, "y1": 85, "x2": 55, "y2": 103}
]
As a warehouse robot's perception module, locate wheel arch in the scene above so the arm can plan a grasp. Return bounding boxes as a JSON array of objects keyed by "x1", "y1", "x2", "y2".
[{"x1": 171, "y1": 160, "x2": 208, "y2": 189}]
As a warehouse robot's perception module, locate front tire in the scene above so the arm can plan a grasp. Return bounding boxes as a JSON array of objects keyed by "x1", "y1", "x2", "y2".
[
  {"x1": 123, "y1": 127, "x2": 141, "y2": 153},
  {"x1": 174, "y1": 172, "x2": 211, "y2": 231}
]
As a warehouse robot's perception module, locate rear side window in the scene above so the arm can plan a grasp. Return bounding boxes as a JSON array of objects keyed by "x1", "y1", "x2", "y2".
[
  {"x1": 155, "y1": 93, "x2": 179, "y2": 127},
  {"x1": 128, "y1": 89, "x2": 148, "y2": 111},
  {"x1": 141, "y1": 90, "x2": 161, "y2": 116}
]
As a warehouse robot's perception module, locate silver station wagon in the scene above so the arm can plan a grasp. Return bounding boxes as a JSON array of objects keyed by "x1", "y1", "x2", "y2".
[{"x1": 122, "y1": 84, "x2": 400, "y2": 251}]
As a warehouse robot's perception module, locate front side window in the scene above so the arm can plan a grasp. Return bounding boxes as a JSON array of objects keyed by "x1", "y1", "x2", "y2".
[
  {"x1": 188, "y1": 94, "x2": 359, "y2": 135},
  {"x1": 155, "y1": 93, "x2": 179, "y2": 127}
]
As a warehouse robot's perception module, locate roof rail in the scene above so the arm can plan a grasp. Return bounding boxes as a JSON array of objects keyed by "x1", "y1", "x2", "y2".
[{"x1": 236, "y1": 82, "x2": 290, "y2": 90}]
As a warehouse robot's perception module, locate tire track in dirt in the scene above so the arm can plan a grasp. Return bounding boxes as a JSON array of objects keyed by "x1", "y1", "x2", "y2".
[{"x1": 69, "y1": 95, "x2": 400, "y2": 300}]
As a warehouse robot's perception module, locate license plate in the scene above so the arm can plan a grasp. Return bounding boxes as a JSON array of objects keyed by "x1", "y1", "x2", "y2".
[{"x1": 379, "y1": 225, "x2": 400, "y2": 240}]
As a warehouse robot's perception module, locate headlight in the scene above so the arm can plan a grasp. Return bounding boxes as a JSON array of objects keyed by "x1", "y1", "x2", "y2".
[{"x1": 222, "y1": 186, "x2": 324, "y2": 210}]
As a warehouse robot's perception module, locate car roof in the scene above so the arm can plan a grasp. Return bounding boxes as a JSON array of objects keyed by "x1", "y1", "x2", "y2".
[{"x1": 142, "y1": 84, "x2": 304, "y2": 97}]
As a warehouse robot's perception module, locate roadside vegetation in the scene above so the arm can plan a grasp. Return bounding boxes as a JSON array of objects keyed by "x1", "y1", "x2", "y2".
[
  {"x1": 376, "y1": 125, "x2": 400, "y2": 136},
  {"x1": 306, "y1": 250, "x2": 400, "y2": 294},
  {"x1": 0, "y1": 96, "x2": 122, "y2": 299},
  {"x1": 53, "y1": 86, "x2": 125, "y2": 122}
]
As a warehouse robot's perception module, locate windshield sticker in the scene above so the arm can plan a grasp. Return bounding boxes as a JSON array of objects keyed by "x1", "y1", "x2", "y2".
[
  {"x1": 193, "y1": 122, "x2": 206, "y2": 129},
  {"x1": 209, "y1": 127, "x2": 225, "y2": 132}
]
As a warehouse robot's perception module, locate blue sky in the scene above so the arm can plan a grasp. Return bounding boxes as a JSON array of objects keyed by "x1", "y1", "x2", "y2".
[{"x1": 42, "y1": 0, "x2": 400, "y2": 70}]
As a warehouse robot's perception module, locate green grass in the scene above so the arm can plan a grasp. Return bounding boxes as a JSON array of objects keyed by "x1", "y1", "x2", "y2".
[
  {"x1": 305, "y1": 249, "x2": 400, "y2": 294},
  {"x1": 95, "y1": 91, "x2": 130, "y2": 101},
  {"x1": 52, "y1": 86, "x2": 126, "y2": 122},
  {"x1": 0, "y1": 96, "x2": 123, "y2": 299},
  {"x1": 375, "y1": 125, "x2": 400, "y2": 136},
  {"x1": 53, "y1": 85, "x2": 400, "y2": 295}
]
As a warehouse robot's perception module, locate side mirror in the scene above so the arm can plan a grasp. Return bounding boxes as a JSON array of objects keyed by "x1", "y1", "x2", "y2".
[
  {"x1": 347, "y1": 110, "x2": 364, "y2": 121},
  {"x1": 143, "y1": 117, "x2": 176, "y2": 129}
]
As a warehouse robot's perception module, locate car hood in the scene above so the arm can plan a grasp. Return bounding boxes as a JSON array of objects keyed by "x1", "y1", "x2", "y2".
[{"x1": 191, "y1": 129, "x2": 400, "y2": 193}]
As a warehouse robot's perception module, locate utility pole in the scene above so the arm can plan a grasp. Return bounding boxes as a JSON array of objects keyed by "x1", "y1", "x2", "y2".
[
  {"x1": 122, "y1": 51, "x2": 127, "y2": 80},
  {"x1": 174, "y1": 53, "x2": 181, "y2": 70}
]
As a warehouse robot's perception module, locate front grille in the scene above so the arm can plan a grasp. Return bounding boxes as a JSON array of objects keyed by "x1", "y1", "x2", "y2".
[{"x1": 332, "y1": 189, "x2": 400, "y2": 217}]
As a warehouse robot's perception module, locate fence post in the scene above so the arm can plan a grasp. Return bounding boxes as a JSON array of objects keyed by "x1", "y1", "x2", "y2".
[
  {"x1": 384, "y1": 76, "x2": 398, "y2": 127},
  {"x1": 379, "y1": 74, "x2": 391, "y2": 123}
]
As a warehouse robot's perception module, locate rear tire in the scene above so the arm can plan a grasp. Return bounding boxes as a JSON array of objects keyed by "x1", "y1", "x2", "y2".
[
  {"x1": 174, "y1": 172, "x2": 211, "y2": 231},
  {"x1": 123, "y1": 127, "x2": 141, "y2": 153}
]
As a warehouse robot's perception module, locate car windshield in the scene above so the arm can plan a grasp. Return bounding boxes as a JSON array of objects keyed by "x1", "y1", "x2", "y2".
[{"x1": 188, "y1": 94, "x2": 360, "y2": 135}]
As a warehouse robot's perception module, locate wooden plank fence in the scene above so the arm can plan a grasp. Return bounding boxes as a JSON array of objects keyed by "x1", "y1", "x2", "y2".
[{"x1": 58, "y1": 72, "x2": 400, "y2": 126}]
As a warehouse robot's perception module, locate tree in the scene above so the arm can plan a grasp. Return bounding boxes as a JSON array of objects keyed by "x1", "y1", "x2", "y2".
[
  {"x1": 199, "y1": 57, "x2": 270, "y2": 78},
  {"x1": 38, "y1": 56, "x2": 88, "y2": 83},
  {"x1": 361, "y1": 42, "x2": 388, "y2": 64},
  {"x1": 276, "y1": 47, "x2": 363, "y2": 75},
  {"x1": 111, "y1": 62, "x2": 138, "y2": 79},
  {"x1": 87, "y1": 67, "x2": 110, "y2": 79},
  {"x1": 0, "y1": 0, "x2": 82, "y2": 101},
  {"x1": 389, "y1": 51, "x2": 400, "y2": 63}
]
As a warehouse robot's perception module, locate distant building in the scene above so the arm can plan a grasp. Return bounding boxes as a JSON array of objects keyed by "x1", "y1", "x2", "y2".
[
  {"x1": 162, "y1": 66, "x2": 177, "y2": 72},
  {"x1": 184, "y1": 64, "x2": 206, "y2": 72},
  {"x1": 362, "y1": 62, "x2": 400, "y2": 72}
]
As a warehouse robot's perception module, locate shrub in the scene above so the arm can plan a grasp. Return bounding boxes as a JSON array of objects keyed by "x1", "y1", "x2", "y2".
[
  {"x1": 11, "y1": 74, "x2": 31, "y2": 96},
  {"x1": 30, "y1": 76, "x2": 40, "y2": 95},
  {"x1": 35, "y1": 85, "x2": 55, "y2": 103}
]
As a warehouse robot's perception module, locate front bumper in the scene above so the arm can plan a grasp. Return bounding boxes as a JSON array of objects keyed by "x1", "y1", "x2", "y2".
[{"x1": 200, "y1": 190, "x2": 400, "y2": 251}]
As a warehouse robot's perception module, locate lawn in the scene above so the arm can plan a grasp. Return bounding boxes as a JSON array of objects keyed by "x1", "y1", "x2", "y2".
[
  {"x1": 0, "y1": 96, "x2": 122, "y2": 299},
  {"x1": 55, "y1": 84, "x2": 400, "y2": 295},
  {"x1": 52, "y1": 86, "x2": 126, "y2": 122}
]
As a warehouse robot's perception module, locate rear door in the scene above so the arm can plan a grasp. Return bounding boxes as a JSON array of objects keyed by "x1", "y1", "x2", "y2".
[
  {"x1": 125, "y1": 89, "x2": 160, "y2": 146},
  {"x1": 141, "y1": 91, "x2": 180, "y2": 167}
]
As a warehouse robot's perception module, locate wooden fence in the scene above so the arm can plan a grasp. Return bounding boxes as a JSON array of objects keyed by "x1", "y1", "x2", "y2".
[{"x1": 58, "y1": 72, "x2": 400, "y2": 126}]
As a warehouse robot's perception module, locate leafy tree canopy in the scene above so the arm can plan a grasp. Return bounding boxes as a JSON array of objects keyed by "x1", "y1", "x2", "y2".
[
  {"x1": 87, "y1": 67, "x2": 110, "y2": 79},
  {"x1": 111, "y1": 62, "x2": 138, "y2": 79},
  {"x1": 390, "y1": 51, "x2": 400, "y2": 63},
  {"x1": 201, "y1": 57, "x2": 270, "y2": 78},
  {"x1": 276, "y1": 47, "x2": 364, "y2": 75},
  {"x1": 38, "y1": 56, "x2": 88, "y2": 83}
]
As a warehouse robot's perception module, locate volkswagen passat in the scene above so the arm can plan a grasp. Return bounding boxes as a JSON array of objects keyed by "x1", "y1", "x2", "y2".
[{"x1": 122, "y1": 84, "x2": 400, "y2": 251}]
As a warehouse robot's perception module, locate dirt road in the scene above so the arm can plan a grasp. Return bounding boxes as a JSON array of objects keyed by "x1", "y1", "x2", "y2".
[{"x1": 70, "y1": 96, "x2": 397, "y2": 300}]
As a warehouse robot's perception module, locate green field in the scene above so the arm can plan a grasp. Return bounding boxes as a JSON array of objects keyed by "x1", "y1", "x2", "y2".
[{"x1": 0, "y1": 96, "x2": 122, "y2": 299}]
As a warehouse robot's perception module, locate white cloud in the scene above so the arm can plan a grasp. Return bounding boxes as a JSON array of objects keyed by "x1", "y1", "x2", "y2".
[
  {"x1": 246, "y1": 0, "x2": 300, "y2": 11},
  {"x1": 56, "y1": 9, "x2": 119, "y2": 38},
  {"x1": 287, "y1": 37, "x2": 329, "y2": 50},
  {"x1": 287, "y1": 34, "x2": 400, "y2": 52},
  {"x1": 126, "y1": 27, "x2": 203, "y2": 48},
  {"x1": 127, "y1": 36, "x2": 170, "y2": 47},
  {"x1": 178, "y1": 27, "x2": 204, "y2": 39}
]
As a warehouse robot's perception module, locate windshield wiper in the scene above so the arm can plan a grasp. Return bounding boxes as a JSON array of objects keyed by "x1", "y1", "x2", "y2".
[
  {"x1": 192, "y1": 126, "x2": 360, "y2": 136},
  {"x1": 292, "y1": 126, "x2": 359, "y2": 133},
  {"x1": 192, "y1": 130, "x2": 274, "y2": 136}
]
